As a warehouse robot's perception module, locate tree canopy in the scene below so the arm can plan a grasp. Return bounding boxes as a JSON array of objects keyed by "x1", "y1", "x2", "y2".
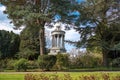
[
  {"x1": 0, "y1": 0, "x2": 76, "y2": 55},
  {"x1": 0, "y1": 30, "x2": 20, "y2": 59},
  {"x1": 74, "y1": 0, "x2": 120, "y2": 66}
]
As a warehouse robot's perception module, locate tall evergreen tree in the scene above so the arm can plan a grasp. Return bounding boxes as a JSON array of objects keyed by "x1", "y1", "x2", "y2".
[
  {"x1": 0, "y1": 0, "x2": 75, "y2": 55},
  {"x1": 74, "y1": 0, "x2": 120, "y2": 66},
  {"x1": 19, "y1": 25, "x2": 40, "y2": 59},
  {"x1": 0, "y1": 30, "x2": 20, "y2": 59}
]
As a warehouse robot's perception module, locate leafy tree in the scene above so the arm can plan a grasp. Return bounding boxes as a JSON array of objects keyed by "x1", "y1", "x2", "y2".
[
  {"x1": 0, "y1": 30, "x2": 20, "y2": 59},
  {"x1": 0, "y1": 0, "x2": 75, "y2": 55},
  {"x1": 17, "y1": 48, "x2": 36, "y2": 60},
  {"x1": 19, "y1": 26, "x2": 40, "y2": 59},
  {"x1": 74, "y1": 0, "x2": 120, "y2": 67}
]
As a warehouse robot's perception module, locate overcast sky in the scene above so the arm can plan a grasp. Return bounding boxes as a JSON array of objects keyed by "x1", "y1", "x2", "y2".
[{"x1": 0, "y1": 4, "x2": 80, "y2": 52}]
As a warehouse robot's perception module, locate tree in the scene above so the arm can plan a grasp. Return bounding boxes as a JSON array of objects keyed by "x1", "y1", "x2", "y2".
[
  {"x1": 19, "y1": 26, "x2": 40, "y2": 59},
  {"x1": 0, "y1": 0, "x2": 75, "y2": 55},
  {"x1": 0, "y1": 30, "x2": 20, "y2": 59},
  {"x1": 74, "y1": 0, "x2": 120, "y2": 67}
]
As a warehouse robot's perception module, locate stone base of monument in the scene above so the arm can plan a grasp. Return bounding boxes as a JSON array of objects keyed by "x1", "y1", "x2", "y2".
[{"x1": 48, "y1": 47, "x2": 66, "y2": 55}]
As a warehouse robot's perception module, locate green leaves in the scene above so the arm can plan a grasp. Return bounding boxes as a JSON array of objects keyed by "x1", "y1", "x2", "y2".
[
  {"x1": 38, "y1": 55, "x2": 57, "y2": 71},
  {"x1": 0, "y1": 30, "x2": 20, "y2": 59}
]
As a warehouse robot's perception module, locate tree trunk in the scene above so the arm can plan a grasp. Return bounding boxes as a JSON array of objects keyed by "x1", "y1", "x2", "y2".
[
  {"x1": 39, "y1": 26, "x2": 45, "y2": 55},
  {"x1": 102, "y1": 49, "x2": 109, "y2": 67}
]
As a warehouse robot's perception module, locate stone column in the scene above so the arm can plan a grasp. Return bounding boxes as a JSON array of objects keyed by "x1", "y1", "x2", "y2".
[
  {"x1": 58, "y1": 35, "x2": 60, "y2": 47},
  {"x1": 52, "y1": 35, "x2": 54, "y2": 47},
  {"x1": 59, "y1": 35, "x2": 61, "y2": 48},
  {"x1": 53, "y1": 35, "x2": 55, "y2": 47},
  {"x1": 62, "y1": 35, "x2": 64, "y2": 48},
  {"x1": 55, "y1": 35, "x2": 57, "y2": 47},
  {"x1": 57, "y1": 35, "x2": 59, "y2": 47},
  {"x1": 60, "y1": 35, "x2": 62, "y2": 48}
]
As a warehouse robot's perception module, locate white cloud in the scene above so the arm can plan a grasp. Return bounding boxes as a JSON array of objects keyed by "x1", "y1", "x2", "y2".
[
  {"x1": 65, "y1": 29, "x2": 79, "y2": 41},
  {"x1": 0, "y1": 5, "x2": 6, "y2": 11},
  {"x1": 0, "y1": 21, "x2": 22, "y2": 34},
  {"x1": 0, "y1": 5, "x2": 22, "y2": 34}
]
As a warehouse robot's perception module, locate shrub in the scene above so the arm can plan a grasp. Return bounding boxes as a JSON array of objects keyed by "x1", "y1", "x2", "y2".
[
  {"x1": 80, "y1": 54, "x2": 97, "y2": 68},
  {"x1": 38, "y1": 55, "x2": 56, "y2": 71},
  {"x1": 14, "y1": 58, "x2": 28, "y2": 71},
  {"x1": 6, "y1": 59, "x2": 17, "y2": 70},
  {"x1": 27, "y1": 60, "x2": 38, "y2": 69},
  {"x1": 0, "y1": 60, "x2": 5, "y2": 71},
  {"x1": 69, "y1": 53, "x2": 102, "y2": 68},
  {"x1": 24, "y1": 73, "x2": 120, "y2": 80},
  {"x1": 0, "y1": 51, "x2": 2, "y2": 59},
  {"x1": 53, "y1": 54, "x2": 69, "y2": 70},
  {"x1": 110, "y1": 57, "x2": 120, "y2": 67}
]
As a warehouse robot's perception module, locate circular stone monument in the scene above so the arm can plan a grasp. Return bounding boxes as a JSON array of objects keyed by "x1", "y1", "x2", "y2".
[{"x1": 49, "y1": 23, "x2": 66, "y2": 55}]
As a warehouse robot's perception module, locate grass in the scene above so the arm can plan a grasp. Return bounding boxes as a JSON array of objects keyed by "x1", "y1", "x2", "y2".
[
  {"x1": 0, "y1": 72, "x2": 120, "y2": 80},
  {"x1": 3, "y1": 67, "x2": 120, "y2": 72},
  {"x1": 0, "y1": 74, "x2": 24, "y2": 80}
]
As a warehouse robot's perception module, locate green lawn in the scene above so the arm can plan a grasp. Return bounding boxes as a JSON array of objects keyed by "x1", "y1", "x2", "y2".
[
  {"x1": 0, "y1": 72, "x2": 120, "y2": 80},
  {"x1": 0, "y1": 73, "x2": 24, "y2": 80}
]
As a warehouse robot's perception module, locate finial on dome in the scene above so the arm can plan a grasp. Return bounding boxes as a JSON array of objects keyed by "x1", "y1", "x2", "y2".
[{"x1": 55, "y1": 22, "x2": 61, "y2": 30}]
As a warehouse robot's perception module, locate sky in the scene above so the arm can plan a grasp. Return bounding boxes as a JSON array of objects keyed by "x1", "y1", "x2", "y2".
[
  {"x1": 0, "y1": 4, "x2": 80, "y2": 52},
  {"x1": 0, "y1": 4, "x2": 22, "y2": 34}
]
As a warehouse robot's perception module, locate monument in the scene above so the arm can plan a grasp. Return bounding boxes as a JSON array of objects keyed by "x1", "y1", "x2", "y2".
[{"x1": 49, "y1": 23, "x2": 66, "y2": 55}]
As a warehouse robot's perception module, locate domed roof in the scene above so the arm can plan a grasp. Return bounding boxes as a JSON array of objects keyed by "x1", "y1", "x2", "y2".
[{"x1": 52, "y1": 23, "x2": 65, "y2": 33}]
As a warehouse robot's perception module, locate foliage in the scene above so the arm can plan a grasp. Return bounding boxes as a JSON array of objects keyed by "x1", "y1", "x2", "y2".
[
  {"x1": 38, "y1": 55, "x2": 56, "y2": 71},
  {"x1": 0, "y1": 72, "x2": 120, "y2": 80},
  {"x1": 0, "y1": 30, "x2": 20, "y2": 59},
  {"x1": 0, "y1": 51, "x2": 2, "y2": 59},
  {"x1": 14, "y1": 58, "x2": 28, "y2": 71},
  {"x1": 53, "y1": 54, "x2": 69, "y2": 70},
  {"x1": 19, "y1": 26, "x2": 40, "y2": 59},
  {"x1": 0, "y1": 59, "x2": 20, "y2": 71},
  {"x1": 73, "y1": 0, "x2": 120, "y2": 67},
  {"x1": 0, "y1": 59, "x2": 6, "y2": 71},
  {"x1": 110, "y1": 57, "x2": 120, "y2": 67},
  {"x1": 24, "y1": 73, "x2": 120, "y2": 80},
  {"x1": 6, "y1": 59, "x2": 17, "y2": 70},
  {"x1": 80, "y1": 54, "x2": 102, "y2": 68},
  {"x1": 69, "y1": 52, "x2": 102, "y2": 68},
  {"x1": 27, "y1": 60, "x2": 38, "y2": 69},
  {"x1": 17, "y1": 48, "x2": 37, "y2": 60},
  {"x1": 0, "y1": 0, "x2": 75, "y2": 55}
]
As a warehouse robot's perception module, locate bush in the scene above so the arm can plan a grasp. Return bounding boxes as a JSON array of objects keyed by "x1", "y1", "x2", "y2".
[
  {"x1": 27, "y1": 60, "x2": 38, "y2": 69},
  {"x1": 14, "y1": 58, "x2": 28, "y2": 71},
  {"x1": 80, "y1": 54, "x2": 98, "y2": 68},
  {"x1": 110, "y1": 57, "x2": 120, "y2": 67},
  {"x1": 24, "y1": 73, "x2": 120, "y2": 80},
  {"x1": 53, "y1": 54, "x2": 69, "y2": 70},
  {"x1": 6, "y1": 59, "x2": 17, "y2": 70},
  {"x1": 38, "y1": 55, "x2": 56, "y2": 71},
  {"x1": 69, "y1": 53, "x2": 102, "y2": 68}
]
